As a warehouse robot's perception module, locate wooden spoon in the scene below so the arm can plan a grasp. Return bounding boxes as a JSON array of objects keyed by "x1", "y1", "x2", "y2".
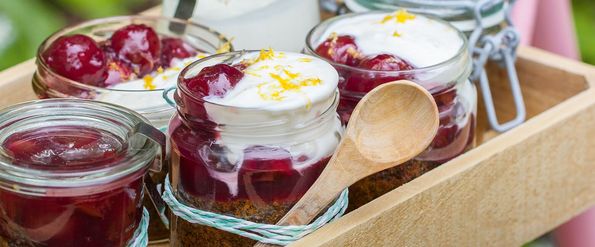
[{"x1": 255, "y1": 80, "x2": 439, "y2": 246}]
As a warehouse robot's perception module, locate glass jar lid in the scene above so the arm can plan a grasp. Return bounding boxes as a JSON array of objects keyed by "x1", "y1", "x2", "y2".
[{"x1": 0, "y1": 99, "x2": 162, "y2": 196}]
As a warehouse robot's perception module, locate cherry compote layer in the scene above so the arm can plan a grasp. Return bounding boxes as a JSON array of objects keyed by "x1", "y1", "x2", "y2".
[
  {"x1": 0, "y1": 126, "x2": 144, "y2": 247},
  {"x1": 315, "y1": 34, "x2": 476, "y2": 210}
]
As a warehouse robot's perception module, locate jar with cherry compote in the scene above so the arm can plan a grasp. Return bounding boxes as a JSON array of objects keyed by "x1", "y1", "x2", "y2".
[
  {"x1": 0, "y1": 99, "x2": 161, "y2": 247},
  {"x1": 33, "y1": 16, "x2": 231, "y2": 241},
  {"x1": 168, "y1": 50, "x2": 342, "y2": 246},
  {"x1": 306, "y1": 10, "x2": 476, "y2": 210}
]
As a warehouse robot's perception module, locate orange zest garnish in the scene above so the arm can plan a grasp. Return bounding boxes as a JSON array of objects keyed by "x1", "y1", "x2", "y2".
[
  {"x1": 257, "y1": 67, "x2": 322, "y2": 105},
  {"x1": 380, "y1": 9, "x2": 416, "y2": 24},
  {"x1": 143, "y1": 75, "x2": 156, "y2": 90}
]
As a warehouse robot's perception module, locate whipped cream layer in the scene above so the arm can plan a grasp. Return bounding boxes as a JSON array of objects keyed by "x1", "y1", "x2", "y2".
[
  {"x1": 95, "y1": 55, "x2": 207, "y2": 127},
  {"x1": 98, "y1": 55, "x2": 205, "y2": 110},
  {"x1": 202, "y1": 51, "x2": 342, "y2": 181},
  {"x1": 318, "y1": 10, "x2": 464, "y2": 68},
  {"x1": 207, "y1": 51, "x2": 339, "y2": 111}
]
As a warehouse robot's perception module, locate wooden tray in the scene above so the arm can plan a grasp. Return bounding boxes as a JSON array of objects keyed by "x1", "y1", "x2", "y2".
[{"x1": 1, "y1": 17, "x2": 593, "y2": 247}]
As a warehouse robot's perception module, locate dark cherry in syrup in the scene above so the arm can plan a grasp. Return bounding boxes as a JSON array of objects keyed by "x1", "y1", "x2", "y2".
[
  {"x1": 182, "y1": 64, "x2": 244, "y2": 98},
  {"x1": 315, "y1": 35, "x2": 361, "y2": 66},
  {"x1": 110, "y1": 24, "x2": 161, "y2": 76},
  {"x1": 342, "y1": 53, "x2": 415, "y2": 93},
  {"x1": 358, "y1": 54, "x2": 414, "y2": 72},
  {"x1": 160, "y1": 37, "x2": 197, "y2": 67},
  {"x1": 101, "y1": 43, "x2": 135, "y2": 85},
  {"x1": 43, "y1": 34, "x2": 108, "y2": 86}
]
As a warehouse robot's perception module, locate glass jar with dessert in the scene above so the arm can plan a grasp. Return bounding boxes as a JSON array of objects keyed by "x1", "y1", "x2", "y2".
[
  {"x1": 344, "y1": 0, "x2": 525, "y2": 132},
  {"x1": 167, "y1": 50, "x2": 343, "y2": 246},
  {"x1": 306, "y1": 10, "x2": 476, "y2": 210},
  {"x1": 0, "y1": 99, "x2": 162, "y2": 247},
  {"x1": 33, "y1": 15, "x2": 233, "y2": 130}
]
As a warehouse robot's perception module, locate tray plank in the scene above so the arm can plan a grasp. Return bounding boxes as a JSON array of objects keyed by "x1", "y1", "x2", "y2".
[{"x1": 291, "y1": 46, "x2": 595, "y2": 246}]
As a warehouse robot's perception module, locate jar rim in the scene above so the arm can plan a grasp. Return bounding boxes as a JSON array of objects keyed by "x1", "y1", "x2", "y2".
[
  {"x1": 36, "y1": 15, "x2": 233, "y2": 94},
  {"x1": 0, "y1": 99, "x2": 160, "y2": 193},
  {"x1": 304, "y1": 11, "x2": 470, "y2": 75}
]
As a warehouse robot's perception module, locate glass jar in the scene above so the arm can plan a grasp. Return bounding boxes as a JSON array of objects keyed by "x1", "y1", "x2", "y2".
[
  {"x1": 168, "y1": 52, "x2": 343, "y2": 246},
  {"x1": 33, "y1": 15, "x2": 233, "y2": 130},
  {"x1": 0, "y1": 99, "x2": 161, "y2": 247},
  {"x1": 306, "y1": 12, "x2": 477, "y2": 209},
  {"x1": 344, "y1": 0, "x2": 525, "y2": 132}
]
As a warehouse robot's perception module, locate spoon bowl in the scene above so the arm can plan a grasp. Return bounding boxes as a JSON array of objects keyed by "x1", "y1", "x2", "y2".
[{"x1": 348, "y1": 81, "x2": 440, "y2": 164}]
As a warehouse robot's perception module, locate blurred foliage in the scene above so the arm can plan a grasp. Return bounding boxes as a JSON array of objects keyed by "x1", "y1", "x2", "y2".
[
  {"x1": 0, "y1": 0, "x2": 158, "y2": 70},
  {"x1": 573, "y1": 0, "x2": 595, "y2": 65}
]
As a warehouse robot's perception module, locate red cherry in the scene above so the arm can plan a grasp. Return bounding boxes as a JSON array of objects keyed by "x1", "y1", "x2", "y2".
[
  {"x1": 182, "y1": 64, "x2": 243, "y2": 98},
  {"x1": 101, "y1": 44, "x2": 135, "y2": 85},
  {"x1": 104, "y1": 59, "x2": 135, "y2": 86},
  {"x1": 431, "y1": 124, "x2": 458, "y2": 149},
  {"x1": 432, "y1": 86, "x2": 457, "y2": 110},
  {"x1": 315, "y1": 34, "x2": 361, "y2": 66},
  {"x1": 160, "y1": 37, "x2": 197, "y2": 67},
  {"x1": 43, "y1": 34, "x2": 108, "y2": 85},
  {"x1": 342, "y1": 54, "x2": 415, "y2": 93},
  {"x1": 357, "y1": 54, "x2": 414, "y2": 71},
  {"x1": 110, "y1": 24, "x2": 160, "y2": 76}
]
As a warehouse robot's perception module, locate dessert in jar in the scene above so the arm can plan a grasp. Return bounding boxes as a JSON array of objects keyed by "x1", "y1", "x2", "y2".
[
  {"x1": 164, "y1": 0, "x2": 320, "y2": 51},
  {"x1": 306, "y1": 10, "x2": 476, "y2": 209},
  {"x1": 33, "y1": 15, "x2": 233, "y2": 130},
  {"x1": 0, "y1": 99, "x2": 161, "y2": 247},
  {"x1": 168, "y1": 50, "x2": 342, "y2": 246},
  {"x1": 345, "y1": 0, "x2": 525, "y2": 132}
]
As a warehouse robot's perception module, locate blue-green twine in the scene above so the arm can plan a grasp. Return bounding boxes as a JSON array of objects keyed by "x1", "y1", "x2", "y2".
[
  {"x1": 127, "y1": 207, "x2": 150, "y2": 247},
  {"x1": 162, "y1": 86, "x2": 177, "y2": 108},
  {"x1": 162, "y1": 175, "x2": 348, "y2": 246}
]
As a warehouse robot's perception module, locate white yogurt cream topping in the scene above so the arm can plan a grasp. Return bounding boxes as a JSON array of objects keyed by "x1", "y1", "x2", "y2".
[
  {"x1": 318, "y1": 10, "x2": 464, "y2": 68},
  {"x1": 200, "y1": 51, "x2": 342, "y2": 194},
  {"x1": 97, "y1": 54, "x2": 207, "y2": 111},
  {"x1": 207, "y1": 50, "x2": 339, "y2": 111}
]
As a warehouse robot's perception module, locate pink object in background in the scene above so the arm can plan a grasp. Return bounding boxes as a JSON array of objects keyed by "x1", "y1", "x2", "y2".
[
  {"x1": 512, "y1": 1, "x2": 588, "y2": 247},
  {"x1": 511, "y1": 0, "x2": 580, "y2": 59}
]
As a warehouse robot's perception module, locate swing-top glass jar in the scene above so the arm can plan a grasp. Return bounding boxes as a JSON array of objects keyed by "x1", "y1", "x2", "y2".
[
  {"x1": 306, "y1": 10, "x2": 476, "y2": 209},
  {"x1": 344, "y1": 0, "x2": 525, "y2": 132},
  {"x1": 0, "y1": 99, "x2": 162, "y2": 247},
  {"x1": 168, "y1": 50, "x2": 342, "y2": 246}
]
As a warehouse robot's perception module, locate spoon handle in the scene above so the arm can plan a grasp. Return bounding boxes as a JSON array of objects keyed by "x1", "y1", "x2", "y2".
[{"x1": 254, "y1": 141, "x2": 363, "y2": 246}]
